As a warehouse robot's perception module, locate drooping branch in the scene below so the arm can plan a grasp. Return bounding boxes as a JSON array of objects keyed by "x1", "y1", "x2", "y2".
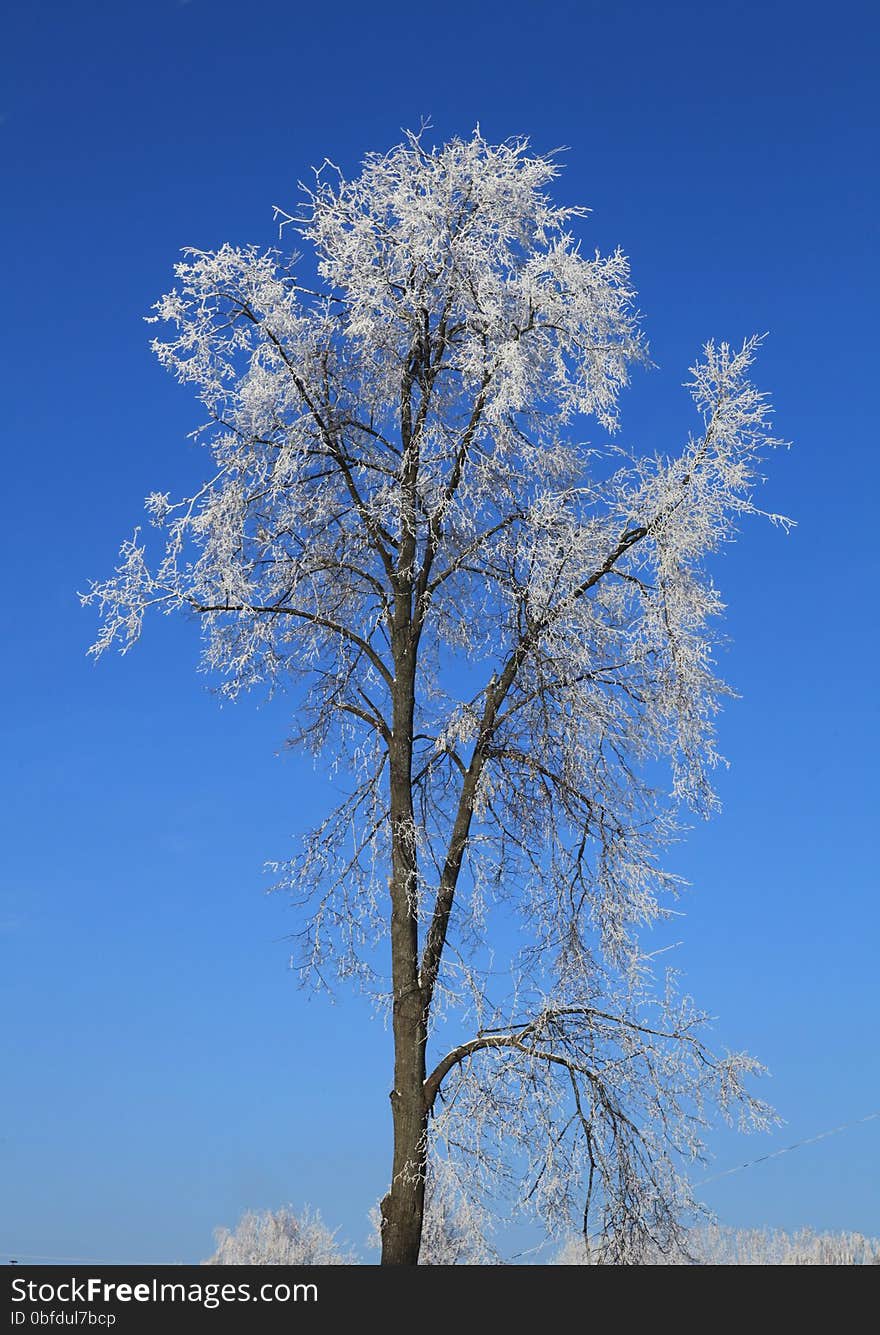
[{"x1": 423, "y1": 1003, "x2": 716, "y2": 1111}]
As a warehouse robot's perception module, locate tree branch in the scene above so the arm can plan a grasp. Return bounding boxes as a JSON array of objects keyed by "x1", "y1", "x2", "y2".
[{"x1": 190, "y1": 599, "x2": 394, "y2": 690}]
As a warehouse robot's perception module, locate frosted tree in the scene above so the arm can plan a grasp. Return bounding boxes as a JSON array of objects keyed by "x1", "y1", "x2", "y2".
[
  {"x1": 204, "y1": 1206, "x2": 353, "y2": 1265},
  {"x1": 554, "y1": 1224, "x2": 880, "y2": 1266},
  {"x1": 83, "y1": 129, "x2": 786, "y2": 1265}
]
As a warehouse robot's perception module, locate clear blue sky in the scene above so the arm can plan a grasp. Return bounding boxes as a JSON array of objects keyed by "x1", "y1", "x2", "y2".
[{"x1": 1, "y1": 0, "x2": 878, "y2": 1263}]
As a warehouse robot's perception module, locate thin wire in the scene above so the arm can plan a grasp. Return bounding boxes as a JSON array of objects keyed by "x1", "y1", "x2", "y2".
[{"x1": 696, "y1": 1109, "x2": 880, "y2": 1187}]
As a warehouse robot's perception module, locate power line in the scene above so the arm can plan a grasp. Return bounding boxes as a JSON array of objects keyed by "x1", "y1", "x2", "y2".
[{"x1": 696, "y1": 1109, "x2": 880, "y2": 1186}]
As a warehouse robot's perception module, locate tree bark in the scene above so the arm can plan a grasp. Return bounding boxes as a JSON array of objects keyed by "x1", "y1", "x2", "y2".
[
  {"x1": 379, "y1": 982, "x2": 428, "y2": 1264},
  {"x1": 380, "y1": 612, "x2": 429, "y2": 1264}
]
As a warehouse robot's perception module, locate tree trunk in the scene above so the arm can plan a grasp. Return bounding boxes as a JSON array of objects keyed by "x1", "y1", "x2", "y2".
[
  {"x1": 380, "y1": 620, "x2": 428, "y2": 1265},
  {"x1": 379, "y1": 982, "x2": 428, "y2": 1264}
]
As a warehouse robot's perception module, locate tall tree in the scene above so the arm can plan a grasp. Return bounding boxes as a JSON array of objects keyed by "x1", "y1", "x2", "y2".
[{"x1": 84, "y1": 130, "x2": 784, "y2": 1265}]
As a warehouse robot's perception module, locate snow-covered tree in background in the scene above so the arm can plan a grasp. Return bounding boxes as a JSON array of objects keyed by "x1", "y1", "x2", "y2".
[
  {"x1": 84, "y1": 129, "x2": 787, "y2": 1264},
  {"x1": 204, "y1": 1206, "x2": 353, "y2": 1265},
  {"x1": 555, "y1": 1224, "x2": 880, "y2": 1266}
]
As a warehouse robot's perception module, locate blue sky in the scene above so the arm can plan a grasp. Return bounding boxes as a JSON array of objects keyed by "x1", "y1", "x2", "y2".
[{"x1": 1, "y1": 0, "x2": 878, "y2": 1262}]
